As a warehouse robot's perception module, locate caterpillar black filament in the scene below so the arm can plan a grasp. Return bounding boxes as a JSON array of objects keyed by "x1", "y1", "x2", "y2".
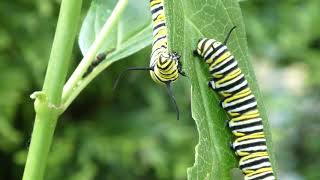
[
  {"x1": 194, "y1": 27, "x2": 275, "y2": 180},
  {"x1": 114, "y1": 0, "x2": 185, "y2": 120}
]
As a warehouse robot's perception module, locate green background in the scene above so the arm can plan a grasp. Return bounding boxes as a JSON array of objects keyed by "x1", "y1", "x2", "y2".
[{"x1": 0, "y1": 0, "x2": 319, "y2": 179}]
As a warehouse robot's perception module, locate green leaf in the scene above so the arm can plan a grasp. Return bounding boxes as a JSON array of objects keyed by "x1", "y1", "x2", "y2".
[
  {"x1": 79, "y1": 0, "x2": 152, "y2": 62},
  {"x1": 165, "y1": 0, "x2": 277, "y2": 179}
]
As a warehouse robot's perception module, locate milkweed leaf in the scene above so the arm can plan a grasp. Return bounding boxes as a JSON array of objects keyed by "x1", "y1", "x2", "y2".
[
  {"x1": 165, "y1": 0, "x2": 277, "y2": 179},
  {"x1": 79, "y1": 0, "x2": 152, "y2": 63}
]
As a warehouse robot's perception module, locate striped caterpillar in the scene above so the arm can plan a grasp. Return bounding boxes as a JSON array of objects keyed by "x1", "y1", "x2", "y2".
[
  {"x1": 114, "y1": 0, "x2": 185, "y2": 120},
  {"x1": 194, "y1": 26, "x2": 275, "y2": 180}
]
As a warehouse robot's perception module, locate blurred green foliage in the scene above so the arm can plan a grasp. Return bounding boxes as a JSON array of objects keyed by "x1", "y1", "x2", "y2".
[
  {"x1": 243, "y1": 0, "x2": 320, "y2": 86},
  {"x1": 0, "y1": 0, "x2": 320, "y2": 180},
  {"x1": 242, "y1": 0, "x2": 320, "y2": 179}
]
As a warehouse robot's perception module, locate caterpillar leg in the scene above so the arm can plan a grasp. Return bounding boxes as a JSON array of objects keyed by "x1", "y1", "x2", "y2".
[
  {"x1": 179, "y1": 69, "x2": 187, "y2": 77},
  {"x1": 193, "y1": 49, "x2": 200, "y2": 56},
  {"x1": 224, "y1": 119, "x2": 230, "y2": 128},
  {"x1": 219, "y1": 98, "x2": 225, "y2": 108},
  {"x1": 208, "y1": 79, "x2": 217, "y2": 90},
  {"x1": 229, "y1": 140, "x2": 236, "y2": 152},
  {"x1": 177, "y1": 60, "x2": 187, "y2": 77}
]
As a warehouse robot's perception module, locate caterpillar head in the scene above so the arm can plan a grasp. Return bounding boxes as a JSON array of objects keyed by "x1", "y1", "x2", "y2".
[
  {"x1": 151, "y1": 51, "x2": 183, "y2": 120},
  {"x1": 170, "y1": 52, "x2": 181, "y2": 61},
  {"x1": 151, "y1": 51, "x2": 180, "y2": 84},
  {"x1": 170, "y1": 52, "x2": 186, "y2": 77},
  {"x1": 194, "y1": 38, "x2": 222, "y2": 58},
  {"x1": 194, "y1": 26, "x2": 237, "y2": 58}
]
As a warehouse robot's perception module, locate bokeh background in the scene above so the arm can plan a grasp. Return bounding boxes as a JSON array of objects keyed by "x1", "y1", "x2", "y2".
[{"x1": 0, "y1": 0, "x2": 320, "y2": 179}]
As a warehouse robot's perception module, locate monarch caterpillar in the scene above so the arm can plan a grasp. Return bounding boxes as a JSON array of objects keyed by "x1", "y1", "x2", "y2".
[
  {"x1": 194, "y1": 27, "x2": 275, "y2": 180},
  {"x1": 114, "y1": 0, "x2": 185, "y2": 120}
]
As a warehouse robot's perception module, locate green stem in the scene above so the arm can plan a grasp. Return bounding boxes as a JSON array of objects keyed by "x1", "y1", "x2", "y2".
[
  {"x1": 22, "y1": 0, "x2": 82, "y2": 179},
  {"x1": 62, "y1": 0, "x2": 128, "y2": 108}
]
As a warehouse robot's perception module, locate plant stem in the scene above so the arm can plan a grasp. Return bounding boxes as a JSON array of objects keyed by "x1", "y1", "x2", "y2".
[
  {"x1": 62, "y1": 0, "x2": 128, "y2": 108},
  {"x1": 22, "y1": 0, "x2": 82, "y2": 179}
]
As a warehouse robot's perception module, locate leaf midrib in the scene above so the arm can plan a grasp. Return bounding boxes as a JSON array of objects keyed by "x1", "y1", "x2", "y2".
[
  {"x1": 107, "y1": 24, "x2": 152, "y2": 62},
  {"x1": 186, "y1": 17, "x2": 222, "y2": 177}
]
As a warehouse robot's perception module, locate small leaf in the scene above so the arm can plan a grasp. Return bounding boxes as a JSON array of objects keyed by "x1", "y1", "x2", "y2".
[
  {"x1": 165, "y1": 0, "x2": 277, "y2": 179},
  {"x1": 79, "y1": 0, "x2": 152, "y2": 62}
]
